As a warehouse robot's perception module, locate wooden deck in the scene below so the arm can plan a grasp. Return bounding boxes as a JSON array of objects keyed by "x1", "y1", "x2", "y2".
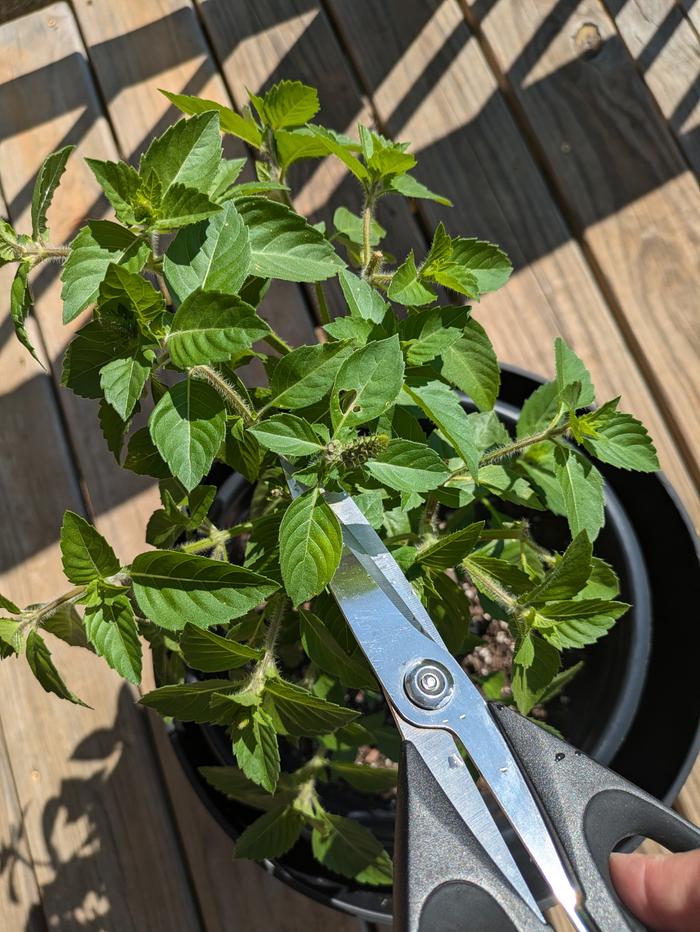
[{"x1": 0, "y1": 0, "x2": 698, "y2": 928}]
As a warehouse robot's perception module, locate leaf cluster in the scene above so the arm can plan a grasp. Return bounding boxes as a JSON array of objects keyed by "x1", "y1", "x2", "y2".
[{"x1": 0, "y1": 80, "x2": 659, "y2": 883}]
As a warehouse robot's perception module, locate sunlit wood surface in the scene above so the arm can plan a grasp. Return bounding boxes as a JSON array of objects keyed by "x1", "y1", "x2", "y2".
[{"x1": 0, "y1": 1, "x2": 698, "y2": 928}]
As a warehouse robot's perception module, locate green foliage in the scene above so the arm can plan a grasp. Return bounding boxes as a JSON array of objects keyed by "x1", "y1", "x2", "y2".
[{"x1": 2, "y1": 81, "x2": 660, "y2": 886}]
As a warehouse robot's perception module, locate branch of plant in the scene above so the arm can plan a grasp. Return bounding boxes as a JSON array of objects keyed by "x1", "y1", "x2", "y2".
[
  {"x1": 190, "y1": 365, "x2": 257, "y2": 424},
  {"x1": 178, "y1": 522, "x2": 253, "y2": 555},
  {"x1": 314, "y1": 282, "x2": 331, "y2": 326},
  {"x1": 449, "y1": 421, "x2": 570, "y2": 482},
  {"x1": 17, "y1": 585, "x2": 86, "y2": 634}
]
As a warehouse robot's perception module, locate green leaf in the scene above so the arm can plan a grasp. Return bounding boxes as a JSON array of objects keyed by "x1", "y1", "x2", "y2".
[
  {"x1": 386, "y1": 172, "x2": 452, "y2": 206},
  {"x1": 140, "y1": 679, "x2": 238, "y2": 723},
  {"x1": 140, "y1": 111, "x2": 222, "y2": 198},
  {"x1": 522, "y1": 532, "x2": 592, "y2": 605},
  {"x1": 249, "y1": 414, "x2": 324, "y2": 457},
  {"x1": 511, "y1": 636, "x2": 560, "y2": 715},
  {"x1": 554, "y1": 337, "x2": 595, "y2": 408},
  {"x1": 61, "y1": 221, "x2": 148, "y2": 323},
  {"x1": 258, "y1": 80, "x2": 319, "y2": 129},
  {"x1": 154, "y1": 184, "x2": 221, "y2": 230},
  {"x1": 236, "y1": 804, "x2": 303, "y2": 859},
  {"x1": 303, "y1": 126, "x2": 369, "y2": 182},
  {"x1": 330, "y1": 335, "x2": 405, "y2": 433},
  {"x1": 299, "y1": 609, "x2": 375, "y2": 689},
  {"x1": 124, "y1": 427, "x2": 171, "y2": 478},
  {"x1": 61, "y1": 316, "x2": 137, "y2": 400},
  {"x1": 365, "y1": 439, "x2": 449, "y2": 492},
  {"x1": 0, "y1": 618, "x2": 22, "y2": 654},
  {"x1": 99, "y1": 349, "x2": 152, "y2": 420},
  {"x1": 98, "y1": 263, "x2": 166, "y2": 339},
  {"x1": 31, "y1": 145, "x2": 75, "y2": 239},
  {"x1": 26, "y1": 630, "x2": 88, "y2": 706},
  {"x1": 334, "y1": 208, "x2": 386, "y2": 249},
  {"x1": 387, "y1": 252, "x2": 435, "y2": 306},
  {"x1": 417, "y1": 521, "x2": 484, "y2": 569},
  {"x1": 580, "y1": 402, "x2": 659, "y2": 472},
  {"x1": 160, "y1": 90, "x2": 263, "y2": 147},
  {"x1": 404, "y1": 379, "x2": 480, "y2": 479},
  {"x1": 338, "y1": 269, "x2": 387, "y2": 323},
  {"x1": 210, "y1": 157, "x2": 247, "y2": 199},
  {"x1": 534, "y1": 599, "x2": 629, "y2": 649},
  {"x1": 180, "y1": 622, "x2": 262, "y2": 671},
  {"x1": 131, "y1": 550, "x2": 278, "y2": 631},
  {"x1": 447, "y1": 238, "x2": 512, "y2": 294},
  {"x1": 166, "y1": 290, "x2": 269, "y2": 368},
  {"x1": 163, "y1": 201, "x2": 251, "y2": 303},
  {"x1": 199, "y1": 766, "x2": 293, "y2": 811},
  {"x1": 85, "y1": 158, "x2": 141, "y2": 225},
  {"x1": 328, "y1": 761, "x2": 397, "y2": 793},
  {"x1": 517, "y1": 381, "x2": 560, "y2": 439},
  {"x1": 223, "y1": 416, "x2": 263, "y2": 483},
  {"x1": 463, "y1": 553, "x2": 532, "y2": 603},
  {"x1": 236, "y1": 197, "x2": 344, "y2": 283},
  {"x1": 267, "y1": 342, "x2": 352, "y2": 410},
  {"x1": 279, "y1": 488, "x2": 342, "y2": 607},
  {"x1": 426, "y1": 262, "x2": 478, "y2": 298},
  {"x1": 10, "y1": 263, "x2": 42, "y2": 365},
  {"x1": 441, "y1": 319, "x2": 500, "y2": 411},
  {"x1": 60, "y1": 511, "x2": 119, "y2": 585},
  {"x1": 264, "y1": 678, "x2": 358, "y2": 736},
  {"x1": 401, "y1": 305, "x2": 468, "y2": 365},
  {"x1": 311, "y1": 813, "x2": 392, "y2": 885},
  {"x1": 149, "y1": 379, "x2": 226, "y2": 490},
  {"x1": 554, "y1": 449, "x2": 605, "y2": 542},
  {"x1": 43, "y1": 604, "x2": 89, "y2": 649},
  {"x1": 0, "y1": 593, "x2": 20, "y2": 615},
  {"x1": 577, "y1": 557, "x2": 620, "y2": 600},
  {"x1": 84, "y1": 594, "x2": 142, "y2": 684},
  {"x1": 231, "y1": 706, "x2": 280, "y2": 792}
]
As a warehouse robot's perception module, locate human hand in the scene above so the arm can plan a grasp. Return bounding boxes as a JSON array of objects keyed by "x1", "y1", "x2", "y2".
[{"x1": 610, "y1": 849, "x2": 700, "y2": 931}]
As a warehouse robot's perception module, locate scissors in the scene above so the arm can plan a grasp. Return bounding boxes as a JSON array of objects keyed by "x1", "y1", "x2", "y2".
[{"x1": 284, "y1": 472, "x2": 700, "y2": 931}]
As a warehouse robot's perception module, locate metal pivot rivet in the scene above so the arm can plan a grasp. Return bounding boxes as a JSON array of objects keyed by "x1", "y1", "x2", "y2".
[{"x1": 404, "y1": 660, "x2": 454, "y2": 710}]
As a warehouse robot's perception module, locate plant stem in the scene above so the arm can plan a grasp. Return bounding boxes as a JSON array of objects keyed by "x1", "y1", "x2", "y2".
[
  {"x1": 178, "y1": 522, "x2": 253, "y2": 555},
  {"x1": 190, "y1": 365, "x2": 257, "y2": 424},
  {"x1": 449, "y1": 422, "x2": 569, "y2": 482},
  {"x1": 263, "y1": 331, "x2": 292, "y2": 356},
  {"x1": 314, "y1": 282, "x2": 331, "y2": 326},
  {"x1": 18, "y1": 585, "x2": 86, "y2": 633},
  {"x1": 361, "y1": 189, "x2": 377, "y2": 275},
  {"x1": 19, "y1": 244, "x2": 70, "y2": 261}
]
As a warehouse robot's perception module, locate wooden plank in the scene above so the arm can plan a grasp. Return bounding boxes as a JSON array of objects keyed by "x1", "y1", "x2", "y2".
[
  {"x1": 461, "y1": 0, "x2": 700, "y2": 500},
  {"x1": 193, "y1": 0, "x2": 423, "y2": 285},
  {"x1": 70, "y1": 1, "x2": 358, "y2": 928},
  {"x1": 0, "y1": 5, "x2": 203, "y2": 930},
  {"x1": 604, "y1": 0, "x2": 700, "y2": 177},
  {"x1": 325, "y1": 0, "x2": 700, "y2": 528},
  {"x1": 0, "y1": 195, "x2": 47, "y2": 932}
]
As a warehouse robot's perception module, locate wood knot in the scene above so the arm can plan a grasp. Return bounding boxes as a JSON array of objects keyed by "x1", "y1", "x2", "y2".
[{"x1": 575, "y1": 22, "x2": 602, "y2": 58}]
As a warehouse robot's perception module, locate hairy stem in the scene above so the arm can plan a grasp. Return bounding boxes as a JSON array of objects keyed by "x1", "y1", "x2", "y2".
[
  {"x1": 263, "y1": 331, "x2": 292, "y2": 356},
  {"x1": 314, "y1": 281, "x2": 331, "y2": 326},
  {"x1": 449, "y1": 422, "x2": 569, "y2": 482},
  {"x1": 190, "y1": 365, "x2": 257, "y2": 424},
  {"x1": 18, "y1": 585, "x2": 86, "y2": 633},
  {"x1": 178, "y1": 522, "x2": 253, "y2": 555}
]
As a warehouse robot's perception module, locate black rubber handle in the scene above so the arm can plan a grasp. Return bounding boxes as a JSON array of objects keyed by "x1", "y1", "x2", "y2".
[
  {"x1": 394, "y1": 739, "x2": 548, "y2": 931},
  {"x1": 491, "y1": 703, "x2": 700, "y2": 931}
]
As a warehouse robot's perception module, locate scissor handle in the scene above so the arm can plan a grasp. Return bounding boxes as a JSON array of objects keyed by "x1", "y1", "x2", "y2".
[
  {"x1": 395, "y1": 708, "x2": 700, "y2": 931},
  {"x1": 491, "y1": 703, "x2": 700, "y2": 931},
  {"x1": 395, "y1": 739, "x2": 547, "y2": 931}
]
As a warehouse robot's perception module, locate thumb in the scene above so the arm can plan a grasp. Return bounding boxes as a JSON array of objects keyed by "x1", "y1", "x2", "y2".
[{"x1": 609, "y1": 850, "x2": 700, "y2": 932}]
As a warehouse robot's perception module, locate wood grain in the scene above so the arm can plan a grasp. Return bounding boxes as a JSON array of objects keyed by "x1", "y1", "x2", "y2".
[
  {"x1": 68, "y1": 1, "x2": 357, "y2": 928},
  {"x1": 0, "y1": 5, "x2": 203, "y2": 930},
  {"x1": 603, "y1": 0, "x2": 700, "y2": 178},
  {"x1": 326, "y1": 0, "x2": 700, "y2": 527},
  {"x1": 462, "y1": 0, "x2": 700, "y2": 497}
]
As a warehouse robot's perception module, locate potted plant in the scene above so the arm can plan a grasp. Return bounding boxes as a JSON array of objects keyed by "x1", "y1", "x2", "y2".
[{"x1": 1, "y1": 80, "x2": 695, "y2": 917}]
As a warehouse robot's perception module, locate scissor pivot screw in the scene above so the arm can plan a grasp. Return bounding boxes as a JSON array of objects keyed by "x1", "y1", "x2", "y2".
[{"x1": 404, "y1": 661, "x2": 454, "y2": 710}]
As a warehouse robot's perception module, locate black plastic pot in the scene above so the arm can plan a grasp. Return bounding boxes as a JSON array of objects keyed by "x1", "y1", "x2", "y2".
[{"x1": 167, "y1": 365, "x2": 700, "y2": 924}]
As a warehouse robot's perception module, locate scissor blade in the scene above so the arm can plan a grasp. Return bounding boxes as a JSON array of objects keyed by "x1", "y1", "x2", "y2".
[{"x1": 325, "y1": 500, "x2": 588, "y2": 930}]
